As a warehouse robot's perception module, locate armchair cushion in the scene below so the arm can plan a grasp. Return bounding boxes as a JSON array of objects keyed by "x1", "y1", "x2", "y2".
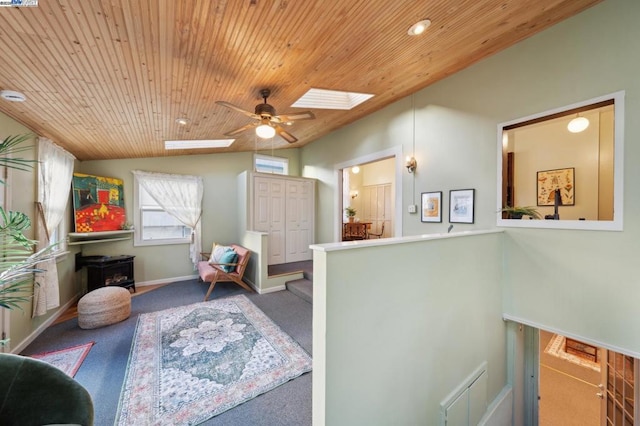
[
  {"x1": 217, "y1": 249, "x2": 238, "y2": 272},
  {"x1": 209, "y1": 243, "x2": 231, "y2": 264}
]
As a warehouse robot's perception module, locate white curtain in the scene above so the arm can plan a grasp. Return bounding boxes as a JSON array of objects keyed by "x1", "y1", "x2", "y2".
[
  {"x1": 33, "y1": 138, "x2": 75, "y2": 317},
  {"x1": 132, "y1": 170, "x2": 203, "y2": 267}
]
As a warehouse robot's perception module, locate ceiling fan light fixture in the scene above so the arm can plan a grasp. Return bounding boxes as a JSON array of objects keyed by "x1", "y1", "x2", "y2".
[
  {"x1": 408, "y1": 19, "x2": 431, "y2": 36},
  {"x1": 567, "y1": 115, "x2": 589, "y2": 133},
  {"x1": 256, "y1": 123, "x2": 276, "y2": 139}
]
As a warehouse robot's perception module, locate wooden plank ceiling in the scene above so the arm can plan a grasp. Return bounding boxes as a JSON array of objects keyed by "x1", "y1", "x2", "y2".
[{"x1": 0, "y1": 0, "x2": 601, "y2": 161}]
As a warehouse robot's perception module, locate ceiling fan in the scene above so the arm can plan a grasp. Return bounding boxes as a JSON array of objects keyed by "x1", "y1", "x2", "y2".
[{"x1": 216, "y1": 89, "x2": 315, "y2": 143}]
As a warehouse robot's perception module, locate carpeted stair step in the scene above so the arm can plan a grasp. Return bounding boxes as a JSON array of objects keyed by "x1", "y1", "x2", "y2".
[
  {"x1": 303, "y1": 269, "x2": 313, "y2": 282},
  {"x1": 286, "y1": 278, "x2": 313, "y2": 304}
]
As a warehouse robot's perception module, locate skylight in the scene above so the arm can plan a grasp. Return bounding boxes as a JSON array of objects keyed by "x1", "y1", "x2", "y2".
[
  {"x1": 291, "y1": 88, "x2": 374, "y2": 110},
  {"x1": 164, "y1": 139, "x2": 234, "y2": 150}
]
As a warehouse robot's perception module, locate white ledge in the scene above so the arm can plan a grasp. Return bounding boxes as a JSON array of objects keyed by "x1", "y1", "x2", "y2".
[
  {"x1": 310, "y1": 229, "x2": 503, "y2": 252},
  {"x1": 68, "y1": 229, "x2": 134, "y2": 238}
]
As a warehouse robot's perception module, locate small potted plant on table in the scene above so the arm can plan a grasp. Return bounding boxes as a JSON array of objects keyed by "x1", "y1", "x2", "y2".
[{"x1": 344, "y1": 206, "x2": 357, "y2": 223}]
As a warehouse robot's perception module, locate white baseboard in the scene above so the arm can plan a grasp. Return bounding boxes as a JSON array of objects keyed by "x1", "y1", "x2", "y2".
[
  {"x1": 136, "y1": 274, "x2": 198, "y2": 287},
  {"x1": 257, "y1": 285, "x2": 286, "y2": 294},
  {"x1": 10, "y1": 295, "x2": 80, "y2": 354}
]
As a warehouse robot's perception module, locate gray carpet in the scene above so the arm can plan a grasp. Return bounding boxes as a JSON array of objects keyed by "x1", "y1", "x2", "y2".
[{"x1": 21, "y1": 280, "x2": 312, "y2": 426}]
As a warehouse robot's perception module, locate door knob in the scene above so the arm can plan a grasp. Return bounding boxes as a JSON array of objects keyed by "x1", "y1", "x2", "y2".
[{"x1": 596, "y1": 392, "x2": 604, "y2": 399}]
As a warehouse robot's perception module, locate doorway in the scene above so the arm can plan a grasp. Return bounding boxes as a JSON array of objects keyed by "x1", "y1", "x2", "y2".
[
  {"x1": 342, "y1": 159, "x2": 394, "y2": 241},
  {"x1": 537, "y1": 329, "x2": 637, "y2": 425},
  {"x1": 335, "y1": 146, "x2": 403, "y2": 242}
]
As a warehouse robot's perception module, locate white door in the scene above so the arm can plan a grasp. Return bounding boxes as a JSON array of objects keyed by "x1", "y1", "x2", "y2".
[
  {"x1": 285, "y1": 179, "x2": 313, "y2": 262},
  {"x1": 254, "y1": 176, "x2": 286, "y2": 265},
  {"x1": 362, "y1": 183, "x2": 392, "y2": 238}
]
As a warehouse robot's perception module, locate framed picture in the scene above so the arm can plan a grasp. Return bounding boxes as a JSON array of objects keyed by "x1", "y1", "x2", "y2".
[
  {"x1": 72, "y1": 173, "x2": 126, "y2": 233},
  {"x1": 537, "y1": 167, "x2": 575, "y2": 206},
  {"x1": 449, "y1": 189, "x2": 475, "y2": 224},
  {"x1": 421, "y1": 191, "x2": 442, "y2": 223}
]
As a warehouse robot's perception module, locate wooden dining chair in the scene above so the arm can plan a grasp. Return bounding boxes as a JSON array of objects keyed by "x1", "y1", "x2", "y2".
[{"x1": 367, "y1": 223, "x2": 385, "y2": 239}]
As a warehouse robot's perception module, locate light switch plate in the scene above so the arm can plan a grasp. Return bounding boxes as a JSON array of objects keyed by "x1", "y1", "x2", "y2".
[{"x1": 408, "y1": 204, "x2": 417, "y2": 214}]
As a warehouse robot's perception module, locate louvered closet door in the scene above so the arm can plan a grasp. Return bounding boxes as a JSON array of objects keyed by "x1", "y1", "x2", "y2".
[
  {"x1": 254, "y1": 176, "x2": 286, "y2": 265},
  {"x1": 285, "y1": 179, "x2": 313, "y2": 263}
]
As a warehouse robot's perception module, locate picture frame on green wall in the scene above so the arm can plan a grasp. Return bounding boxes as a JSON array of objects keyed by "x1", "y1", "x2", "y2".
[
  {"x1": 449, "y1": 189, "x2": 475, "y2": 224},
  {"x1": 421, "y1": 191, "x2": 442, "y2": 223}
]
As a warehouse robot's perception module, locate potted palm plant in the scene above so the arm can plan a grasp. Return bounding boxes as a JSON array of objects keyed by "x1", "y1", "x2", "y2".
[
  {"x1": 500, "y1": 205, "x2": 541, "y2": 220},
  {"x1": 344, "y1": 206, "x2": 357, "y2": 223},
  {"x1": 0, "y1": 134, "x2": 56, "y2": 345}
]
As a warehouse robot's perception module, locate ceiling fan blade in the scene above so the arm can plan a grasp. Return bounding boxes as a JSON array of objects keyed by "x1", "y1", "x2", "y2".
[
  {"x1": 224, "y1": 122, "x2": 258, "y2": 137},
  {"x1": 272, "y1": 111, "x2": 315, "y2": 123},
  {"x1": 216, "y1": 101, "x2": 259, "y2": 119},
  {"x1": 275, "y1": 125, "x2": 298, "y2": 143}
]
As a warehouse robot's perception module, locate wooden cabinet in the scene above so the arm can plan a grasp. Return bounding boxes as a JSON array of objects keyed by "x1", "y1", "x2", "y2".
[{"x1": 251, "y1": 174, "x2": 315, "y2": 265}]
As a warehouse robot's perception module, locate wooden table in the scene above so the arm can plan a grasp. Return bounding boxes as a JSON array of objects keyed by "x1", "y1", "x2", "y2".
[{"x1": 343, "y1": 222, "x2": 371, "y2": 240}]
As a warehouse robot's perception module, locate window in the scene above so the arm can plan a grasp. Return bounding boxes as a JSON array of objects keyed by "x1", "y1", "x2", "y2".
[
  {"x1": 497, "y1": 91, "x2": 624, "y2": 231},
  {"x1": 134, "y1": 181, "x2": 192, "y2": 246},
  {"x1": 254, "y1": 154, "x2": 288, "y2": 175}
]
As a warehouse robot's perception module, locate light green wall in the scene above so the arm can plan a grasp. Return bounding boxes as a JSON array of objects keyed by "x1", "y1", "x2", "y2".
[
  {"x1": 305, "y1": 0, "x2": 639, "y2": 421},
  {"x1": 313, "y1": 232, "x2": 505, "y2": 425},
  {"x1": 303, "y1": 0, "x2": 640, "y2": 353},
  {"x1": 78, "y1": 149, "x2": 302, "y2": 283},
  {"x1": 478, "y1": 0, "x2": 640, "y2": 353}
]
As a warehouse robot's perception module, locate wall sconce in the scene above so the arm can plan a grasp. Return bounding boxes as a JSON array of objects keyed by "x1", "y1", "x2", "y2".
[
  {"x1": 350, "y1": 190, "x2": 359, "y2": 199},
  {"x1": 406, "y1": 156, "x2": 417, "y2": 173}
]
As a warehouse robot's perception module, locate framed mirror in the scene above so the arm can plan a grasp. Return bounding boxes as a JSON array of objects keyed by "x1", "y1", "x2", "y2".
[{"x1": 496, "y1": 91, "x2": 624, "y2": 231}]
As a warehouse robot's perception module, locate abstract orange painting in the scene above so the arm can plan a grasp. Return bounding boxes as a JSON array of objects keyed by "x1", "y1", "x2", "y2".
[{"x1": 72, "y1": 173, "x2": 126, "y2": 233}]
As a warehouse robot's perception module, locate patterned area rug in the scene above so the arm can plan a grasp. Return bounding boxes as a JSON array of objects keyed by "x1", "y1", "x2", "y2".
[
  {"x1": 115, "y1": 295, "x2": 312, "y2": 425},
  {"x1": 544, "y1": 334, "x2": 601, "y2": 372},
  {"x1": 29, "y1": 341, "x2": 95, "y2": 377}
]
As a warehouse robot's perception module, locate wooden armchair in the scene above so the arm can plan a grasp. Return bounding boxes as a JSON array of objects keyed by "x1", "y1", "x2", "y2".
[
  {"x1": 367, "y1": 223, "x2": 385, "y2": 239},
  {"x1": 197, "y1": 244, "x2": 253, "y2": 301}
]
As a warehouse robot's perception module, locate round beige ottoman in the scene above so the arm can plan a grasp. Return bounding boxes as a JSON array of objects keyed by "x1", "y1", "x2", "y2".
[{"x1": 77, "y1": 286, "x2": 131, "y2": 329}]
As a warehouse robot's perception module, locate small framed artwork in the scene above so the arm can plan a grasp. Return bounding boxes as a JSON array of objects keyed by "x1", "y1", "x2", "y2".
[
  {"x1": 537, "y1": 167, "x2": 575, "y2": 206},
  {"x1": 421, "y1": 191, "x2": 442, "y2": 223},
  {"x1": 449, "y1": 189, "x2": 475, "y2": 224}
]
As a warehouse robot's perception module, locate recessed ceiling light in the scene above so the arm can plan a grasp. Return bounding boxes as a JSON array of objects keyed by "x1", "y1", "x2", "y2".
[
  {"x1": 408, "y1": 19, "x2": 431, "y2": 36},
  {"x1": 175, "y1": 117, "x2": 190, "y2": 126},
  {"x1": 0, "y1": 90, "x2": 26, "y2": 102},
  {"x1": 292, "y1": 88, "x2": 374, "y2": 110},
  {"x1": 164, "y1": 139, "x2": 234, "y2": 150}
]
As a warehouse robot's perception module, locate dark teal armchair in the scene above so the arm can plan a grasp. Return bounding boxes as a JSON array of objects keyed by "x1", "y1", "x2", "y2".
[{"x1": 0, "y1": 353, "x2": 94, "y2": 425}]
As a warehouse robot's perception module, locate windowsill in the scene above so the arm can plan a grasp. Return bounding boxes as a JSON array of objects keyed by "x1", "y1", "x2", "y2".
[{"x1": 133, "y1": 238, "x2": 190, "y2": 247}]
